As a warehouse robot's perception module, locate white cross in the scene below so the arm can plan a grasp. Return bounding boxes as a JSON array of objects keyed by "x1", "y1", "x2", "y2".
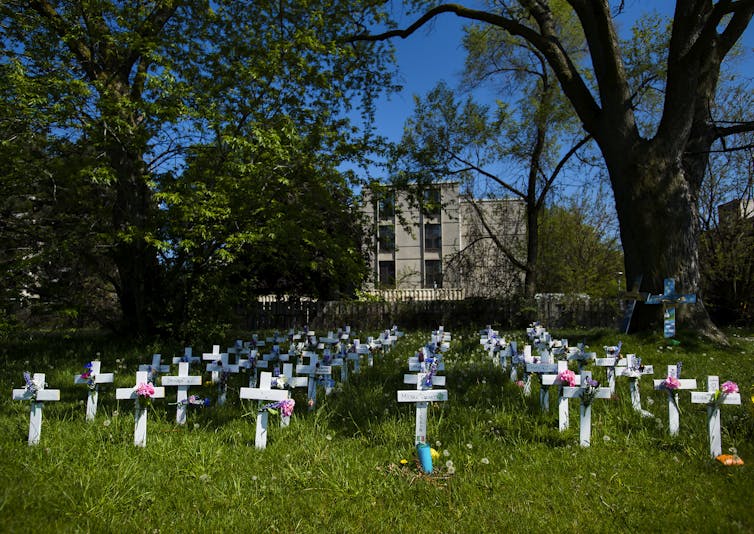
[
  {"x1": 561, "y1": 371, "x2": 611, "y2": 447},
  {"x1": 116, "y1": 371, "x2": 166, "y2": 447},
  {"x1": 296, "y1": 353, "x2": 331, "y2": 410},
  {"x1": 280, "y1": 363, "x2": 308, "y2": 426},
  {"x1": 202, "y1": 345, "x2": 226, "y2": 383},
  {"x1": 541, "y1": 361, "x2": 582, "y2": 431},
  {"x1": 73, "y1": 360, "x2": 114, "y2": 421},
  {"x1": 205, "y1": 352, "x2": 240, "y2": 406},
  {"x1": 172, "y1": 347, "x2": 200, "y2": 366},
  {"x1": 652, "y1": 364, "x2": 697, "y2": 436},
  {"x1": 12, "y1": 372, "x2": 60, "y2": 445},
  {"x1": 397, "y1": 382, "x2": 448, "y2": 445},
  {"x1": 138, "y1": 354, "x2": 170, "y2": 383},
  {"x1": 239, "y1": 349, "x2": 263, "y2": 387},
  {"x1": 595, "y1": 343, "x2": 622, "y2": 393},
  {"x1": 613, "y1": 353, "x2": 654, "y2": 417},
  {"x1": 526, "y1": 353, "x2": 559, "y2": 412},
  {"x1": 508, "y1": 342, "x2": 521, "y2": 382},
  {"x1": 239, "y1": 372, "x2": 291, "y2": 449},
  {"x1": 161, "y1": 362, "x2": 202, "y2": 425},
  {"x1": 566, "y1": 343, "x2": 596, "y2": 374},
  {"x1": 691, "y1": 376, "x2": 742, "y2": 458}
]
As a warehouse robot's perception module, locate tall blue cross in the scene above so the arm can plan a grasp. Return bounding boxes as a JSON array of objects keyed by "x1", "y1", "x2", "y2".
[{"x1": 644, "y1": 278, "x2": 697, "y2": 338}]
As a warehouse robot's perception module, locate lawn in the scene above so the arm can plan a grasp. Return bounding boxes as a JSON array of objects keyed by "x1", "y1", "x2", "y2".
[{"x1": 1, "y1": 327, "x2": 752, "y2": 533}]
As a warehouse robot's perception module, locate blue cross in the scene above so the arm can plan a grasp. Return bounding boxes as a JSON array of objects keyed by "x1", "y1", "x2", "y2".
[{"x1": 644, "y1": 278, "x2": 697, "y2": 338}]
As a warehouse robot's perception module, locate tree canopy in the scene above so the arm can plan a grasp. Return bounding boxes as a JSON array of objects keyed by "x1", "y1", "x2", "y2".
[{"x1": 0, "y1": 0, "x2": 396, "y2": 337}]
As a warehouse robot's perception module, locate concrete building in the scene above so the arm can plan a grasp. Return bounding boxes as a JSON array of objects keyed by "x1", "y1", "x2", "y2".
[{"x1": 362, "y1": 182, "x2": 526, "y2": 297}]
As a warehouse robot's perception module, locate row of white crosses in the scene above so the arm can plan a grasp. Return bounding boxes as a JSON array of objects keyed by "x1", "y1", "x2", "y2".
[
  {"x1": 398, "y1": 327, "x2": 450, "y2": 445},
  {"x1": 651, "y1": 365, "x2": 742, "y2": 458}
]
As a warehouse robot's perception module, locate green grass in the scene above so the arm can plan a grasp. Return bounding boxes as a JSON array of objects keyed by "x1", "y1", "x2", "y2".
[{"x1": 1, "y1": 327, "x2": 753, "y2": 533}]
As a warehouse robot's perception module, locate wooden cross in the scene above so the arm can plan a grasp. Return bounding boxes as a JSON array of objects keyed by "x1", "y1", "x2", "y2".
[
  {"x1": 172, "y1": 347, "x2": 200, "y2": 366},
  {"x1": 644, "y1": 278, "x2": 697, "y2": 338},
  {"x1": 653, "y1": 363, "x2": 697, "y2": 436},
  {"x1": 691, "y1": 376, "x2": 742, "y2": 458},
  {"x1": 138, "y1": 354, "x2": 170, "y2": 383},
  {"x1": 239, "y1": 371, "x2": 291, "y2": 449},
  {"x1": 12, "y1": 372, "x2": 60, "y2": 445},
  {"x1": 397, "y1": 384, "x2": 448, "y2": 445},
  {"x1": 541, "y1": 361, "x2": 582, "y2": 431},
  {"x1": 116, "y1": 371, "x2": 165, "y2": 447},
  {"x1": 613, "y1": 353, "x2": 654, "y2": 417},
  {"x1": 561, "y1": 371, "x2": 611, "y2": 447},
  {"x1": 161, "y1": 362, "x2": 202, "y2": 425},
  {"x1": 74, "y1": 360, "x2": 114, "y2": 421},
  {"x1": 205, "y1": 352, "x2": 240, "y2": 406}
]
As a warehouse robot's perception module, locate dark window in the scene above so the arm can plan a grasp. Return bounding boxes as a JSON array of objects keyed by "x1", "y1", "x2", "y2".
[
  {"x1": 423, "y1": 188, "x2": 441, "y2": 217},
  {"x1": 425, "y1": 260, "x2": 443, "y2": 288},
  {"x1": 379, "y1": 261, "x2": 396, "y2": 288},
  {"x1": 424, "y1": 223, "x2": 442, "y2": 252},
  {"x1": 378, "y1": 225, "x2": 395, "y2": 253},
  {"x1": 379, "y1": 192, "x2": 395, "y2": 220}
]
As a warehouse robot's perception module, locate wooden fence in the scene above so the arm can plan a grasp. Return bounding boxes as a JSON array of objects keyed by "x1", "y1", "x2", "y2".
[{"x1": 242, "y1": 294, "x2": 621, "y2": 332}]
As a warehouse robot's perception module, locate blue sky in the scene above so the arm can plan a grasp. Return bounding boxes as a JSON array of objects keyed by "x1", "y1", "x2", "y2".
[{"x1": 365, "y1": 3, "x2": 754, "y2": 167}]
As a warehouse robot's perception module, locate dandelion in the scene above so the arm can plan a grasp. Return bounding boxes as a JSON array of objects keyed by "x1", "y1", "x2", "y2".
[
  {"x1": 435, "y1": 440, "x2": 442, "y2": 447},
  {"x1": 447, "y1": 465, "x2": 456, "y2": 475},
  {"x1": 251, "y1": 475, "x2": 258, "y2": 481},
  {"x1": 194, "y1": 423, "x2": 200, "y2": 429},
  {"x1": 481, "y1": 457, "x2": 490, "y2": 465},
  {"x1": 446, "y1": 460, "x2": 454, "y2": 468},
  {"x1": 399, "y1": 459, "x2": 408, "y2": 466},
  {"x1": 103, "y1": 419, "x2": 111, "y2": 427},
  {"x1": 603, "y1": 435, "x2": 611, "y2": 442},
  {"x1": 466, "y1": 443, "x2": 473, "y2": 450},
  {"x1": 325, "y1": 434, "x2": 333, "y2": 441},
  {"x1": 443, "y1": 449, "x2": 450, "y2": 457},
  {"x1": 112, "y1": 410, "x2": 119, "y2": 417}
]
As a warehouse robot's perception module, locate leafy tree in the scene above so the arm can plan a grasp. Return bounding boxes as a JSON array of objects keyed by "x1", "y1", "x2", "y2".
[
  {"x1": 537, "y1": 196, "x2": 624, "y2": 298},
  {"x1": 1, "y1": 0, "x2": 394, "y2": 336},
  {"x1": 355, "y1": 2, "x2": 754, "y2": 339}
]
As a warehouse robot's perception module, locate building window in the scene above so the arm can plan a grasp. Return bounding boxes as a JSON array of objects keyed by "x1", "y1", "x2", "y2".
[
  {"x1": 379, "y1": 192, "x2": 395, "y2": 220},
  {"x1": 425, "y1": 260, "x2": 442, "y2": 289},
  {"x1": 378, "y1": 224, "x2": 395, "y2": 253},
  {"x1": 423, "y1": 188, "x2": 441, "y2": 217},
  {"x1": 379, "y1": 261, "x2": 396, "y2": 288},
  {"x1": 424, "y1": 223, "x2": 442, "y2": 252}
]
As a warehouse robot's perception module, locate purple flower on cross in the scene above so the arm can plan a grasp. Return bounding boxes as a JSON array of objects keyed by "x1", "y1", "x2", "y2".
[
  {"x1": 80, "y1": 362, "x2": 96, "y2": 390},
  {"x1": 260, "y1": 399, "x2": 295, "y2": 418}
]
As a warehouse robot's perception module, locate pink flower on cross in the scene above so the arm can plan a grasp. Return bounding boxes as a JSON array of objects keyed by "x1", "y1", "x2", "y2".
[
  {"x1": 557, "y1": 369, "x2": 577, "y2": 387},
  {"x1": 136, "y1": 382, "x2": 155, "y2": 398},
  {"x1": 663, "y1": 375, "x2": 681, "y2": 391},
  {"x1": 721, "y1": 381, "x2": 739, "y2": 395}
]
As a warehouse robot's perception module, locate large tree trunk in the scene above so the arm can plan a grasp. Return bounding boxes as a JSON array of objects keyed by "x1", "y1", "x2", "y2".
[
  {"x1": 610, "y1": 146, "x2": 724, "y2": 341},
  {"x1": 108, "y1": 141, "x2": 163, "y2": 337}
]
